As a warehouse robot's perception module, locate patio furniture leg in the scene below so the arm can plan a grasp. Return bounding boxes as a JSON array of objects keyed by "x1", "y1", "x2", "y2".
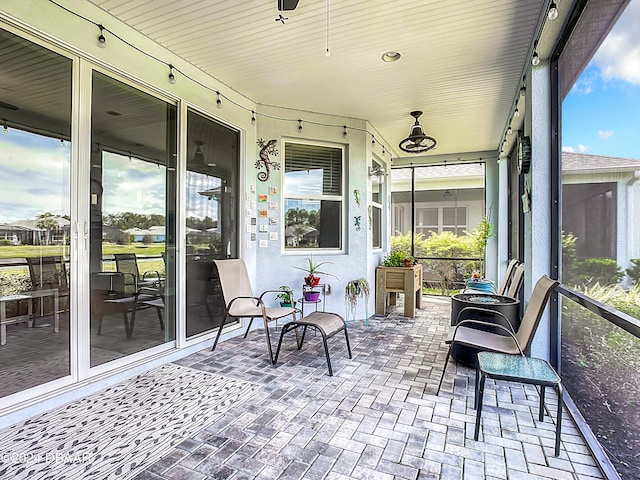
[
  {"x1": 474, "y1": 372, "x2": 487, "y2": 441},
  {"x1": 243, "y1": 318, "x2": 255, "y2": 338},
  {"x1": 474, "y1": 362, "x2": 480, "y2": 410},
  {"x1": 539, "y1": 385, "x2": 546, "y2": 422},
  {"x1": 211, "y1": 313, "x2": 228, "y2": 351},
  {"x1": 436, "y1": 343, "x2": 453, "y2": 395},
  {"x1": 344, "y1": 328, "x2": 352, "y2": 358},
  {"x1": 555, "y1": 383, "x2": 563, "y2": 457},
  {"x1": 320, "y1": 329, "x2": 333, "y2": 376},
  {"x1": 156, "y1": 307, "x2": 164, "y2": 330},
  {"x1": 263, "y1": 318, "x2": 275, "y2": 364}
]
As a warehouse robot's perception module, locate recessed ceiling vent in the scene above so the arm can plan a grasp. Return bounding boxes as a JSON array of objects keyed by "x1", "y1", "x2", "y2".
[{"x1": 398, "y1": 111, "x2": 437, "y2": 153}]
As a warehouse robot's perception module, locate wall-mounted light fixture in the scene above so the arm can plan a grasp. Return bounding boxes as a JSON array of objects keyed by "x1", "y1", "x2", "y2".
[{"x1": 368, "y1": 165, "x2": 388, "y2": 178}]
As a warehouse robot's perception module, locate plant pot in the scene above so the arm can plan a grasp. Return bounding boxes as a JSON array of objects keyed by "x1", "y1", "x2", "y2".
[
  {"x1": 303, "y1": 291, "x2": 321, "y2": 302},
  {"x1": 280, "y1": 301, "x2": 296, "y2": 308}
]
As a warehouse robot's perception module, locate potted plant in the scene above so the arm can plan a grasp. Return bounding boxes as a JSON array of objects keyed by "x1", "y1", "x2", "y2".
[
  {"x1": 382, "y1": 250, "x2": 416, "y2": 267},
  {"x1": 294, "y1": 256, "x2": 338, "y2": 301},
  {"x1": 345, "y1": 277, "x2": 371, "y2": 319},
  {"x1": 276, "y1": 285, "x2": 296, "y2": 308}
]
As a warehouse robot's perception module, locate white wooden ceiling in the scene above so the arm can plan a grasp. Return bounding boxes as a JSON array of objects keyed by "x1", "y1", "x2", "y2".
[{"x1": 88, "y1": 0, "x2": 547, "y2": 160}]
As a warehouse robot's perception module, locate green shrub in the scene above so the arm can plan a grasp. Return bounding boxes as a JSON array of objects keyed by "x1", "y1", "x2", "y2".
[
  {"x1": 561, "y1": 231, "x2": 578, "y2": 284},
  {"x1": 390, "y1": 230, "x2": 483, "y2": 293},
  {"x1": 572, "y1": 258, "x2": 624, "y2": 287},
  {"x1": 626, "y1": 258, "x2": 640, "y2": 285},
  {"x1": 0, "y1": 239, "x2": 13, "y2": 246}
]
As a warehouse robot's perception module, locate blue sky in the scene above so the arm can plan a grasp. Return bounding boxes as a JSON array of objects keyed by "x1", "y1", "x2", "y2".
[{"x1": 562, "y1": 0, "x2": 640, "y2": 159}]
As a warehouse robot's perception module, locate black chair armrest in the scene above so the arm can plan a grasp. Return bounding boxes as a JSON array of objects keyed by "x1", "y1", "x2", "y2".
[{"x1": 449, "y1": 318, "x2": 524, "y2": 355}]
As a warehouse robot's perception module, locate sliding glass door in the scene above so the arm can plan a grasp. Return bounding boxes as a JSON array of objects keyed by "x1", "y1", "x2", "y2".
[
  {"x1": 0, "y1": 28, "x2": 73, "y2": 398},
  {"x1": 89, "y1": 71, "x2": 177, "y2": 366}
]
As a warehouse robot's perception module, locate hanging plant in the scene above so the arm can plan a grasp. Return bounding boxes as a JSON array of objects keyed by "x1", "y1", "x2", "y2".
[{"x1": 344, "y1": 277, "x2": 371, "y2": 312}]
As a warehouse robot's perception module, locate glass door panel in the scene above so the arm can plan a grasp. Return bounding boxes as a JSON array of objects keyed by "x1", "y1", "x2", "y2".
[
  {"x1": 89, "y1": 71, "x2": 176, "y2": 366},
  {"x1": 0, "y1": 28, "x2": 72, "y2": 397},
  {"x1": 185, "y1": 109, "x2": 238, "y2": 338}
]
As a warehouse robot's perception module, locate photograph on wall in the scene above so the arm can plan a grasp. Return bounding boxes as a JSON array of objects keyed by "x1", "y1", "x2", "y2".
[
  {"x1": 269, "y1": 187, "x2": 277, "y2": 195},
  {"x1": 269, "y1": 201, "x2": 278, "y2": 210},
  {"x1": 258, "y1": 209, "x2": 268, "y2": 218},
  {"x1": 269, "y1": 232, "x2": 278, "y2": 241},
  {"x1": 258, "y1": 194, "x2": 268, "y2": 202},
  {"x1": 251, "y1": 233, "x2": 256, "y2": 241},
  {"x1": 259, "y1": 239, "x2": 268, "y2": 248},
  {"x1": 251, "y1": 217, "x2": 256, "y2": 225},
  {"x1": 259, "y1": 224, "x2": 268, "y2": 233},
  {"x1": 269, "y1": 217, "x2": 277, "y2": 225}
]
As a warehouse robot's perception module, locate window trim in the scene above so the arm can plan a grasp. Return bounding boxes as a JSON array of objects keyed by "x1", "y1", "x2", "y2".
[{"x1": 282, "y1": 139, "x2": 346, "y2": 254}]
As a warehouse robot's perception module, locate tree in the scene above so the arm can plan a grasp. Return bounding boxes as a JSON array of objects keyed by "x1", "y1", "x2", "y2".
[{"x1": 36, "y1": 212, "x2": 59, "y2": 245}]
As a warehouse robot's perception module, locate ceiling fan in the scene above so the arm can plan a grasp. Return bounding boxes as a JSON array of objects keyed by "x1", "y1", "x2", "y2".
[
  {"x1": 277, "y1": 0, "x2": 300, "y2": 11},
  {"x1": 399, "y1": 111, "x2": 437, "y2": 153}
]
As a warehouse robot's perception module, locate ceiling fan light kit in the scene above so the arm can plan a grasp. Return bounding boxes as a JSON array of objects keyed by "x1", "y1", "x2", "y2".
[{"x1": 399, "y1": 111, "x2": 437, "y2": 153}]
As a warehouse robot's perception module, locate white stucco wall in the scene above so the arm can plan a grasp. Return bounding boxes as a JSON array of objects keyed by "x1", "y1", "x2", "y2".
[{"x1": 254, "y1": 105, "x2": 388, "y2": 317}]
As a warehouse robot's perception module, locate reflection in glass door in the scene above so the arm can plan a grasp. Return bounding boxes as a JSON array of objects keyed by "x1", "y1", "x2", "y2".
[
  {"x1": 89, "y1": 71, "x2": 176, "y2": 366},
  {"x1": 0, "y1": 28, "x2": 72, "y2": 398},
  {"x1": 185, "y1": 110, "x2": 238, "y2": 338}
]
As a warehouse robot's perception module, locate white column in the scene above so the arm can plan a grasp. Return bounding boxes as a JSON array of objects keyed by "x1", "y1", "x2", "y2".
[{"x1": 526, "y1": 60, "x2": 553, "y2": 360}]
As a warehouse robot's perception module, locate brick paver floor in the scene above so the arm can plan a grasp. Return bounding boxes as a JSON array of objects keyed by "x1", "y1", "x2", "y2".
[{"x1": 135, "y1": 295, "x2": 604, "y2": 480}]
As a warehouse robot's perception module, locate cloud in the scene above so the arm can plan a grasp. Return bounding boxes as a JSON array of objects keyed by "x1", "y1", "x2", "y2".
[
  {"x1": 592, "y1": 1, "x2": 640, "y2": 85},
  {"x1": 562, "y1": 145, "x2": 591, "y2": 153},
  {"x1": 598, "y1": 130, "x2": 614, "y2": 139}
]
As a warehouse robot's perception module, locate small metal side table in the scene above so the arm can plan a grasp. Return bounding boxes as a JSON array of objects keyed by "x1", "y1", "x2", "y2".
[
  {"x1": 297, "y1": 284, "x2": 326, "y2": 318},
  {"x1": 475, "y1": 352, "x2": 563, "y2": 456}
]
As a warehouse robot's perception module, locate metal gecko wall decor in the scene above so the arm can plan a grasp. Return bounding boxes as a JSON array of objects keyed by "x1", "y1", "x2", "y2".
[{"x1": 255, "y1": 138, "x2": 280, "y2": 182}]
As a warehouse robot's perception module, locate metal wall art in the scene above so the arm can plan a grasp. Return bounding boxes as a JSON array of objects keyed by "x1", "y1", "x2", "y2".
[{"x1": 255, "y1": 138, "x2": 280, "y2": 182}]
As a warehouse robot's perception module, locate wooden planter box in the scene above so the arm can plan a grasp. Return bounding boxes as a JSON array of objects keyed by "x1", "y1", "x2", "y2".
[{"x1": 375, "y1": 264, "x2": 422, "y2": 317}]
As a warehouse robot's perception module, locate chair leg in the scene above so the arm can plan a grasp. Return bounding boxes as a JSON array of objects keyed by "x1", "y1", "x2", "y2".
[
  {"x1": 211, "y1": 313, "x2": 228, "y2": 351},
  {"x1": 263, "y1": 317, "x2": 275, "y2": 365},
  {"x1": 555, "y1": 383, "x2": 563, "y2": 457},
  {"x1": 243, "y1": 318, "x2": 255, "y2": 338},
  {"x1": 474, "y1": 373, "x2": 487, "y2": 441},
  {"x1": 344, "y1": 327, "x2": 352, "y2": 359},
  {"x1": 539, "y1": 385, "x2": 546, "y2": 422},
  {"x1": 474, "y1": 362, "x2": 480, "y2": 410},
  {"x1": 274, "y1": 323, "x2": 294, "y2": 363},
  {"x1": 320, "y1": 331, "x2": 333, "y2": 376},
  {"x1": 155, "y1": 307, "x2": 164, "y2": 330},
  {"x1": 436, "y1": 343, "x2": 454, "y2": 395}
]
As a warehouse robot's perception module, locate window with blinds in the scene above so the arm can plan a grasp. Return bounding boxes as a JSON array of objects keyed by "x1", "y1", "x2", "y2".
[{"x1": 283, "y1": 141, "x2": 344, "y2": 250}]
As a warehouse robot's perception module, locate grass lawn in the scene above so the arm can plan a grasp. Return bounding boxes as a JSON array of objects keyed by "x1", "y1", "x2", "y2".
[{"x1": 0, "y1": 243, "x2": 165, "y2": 259}]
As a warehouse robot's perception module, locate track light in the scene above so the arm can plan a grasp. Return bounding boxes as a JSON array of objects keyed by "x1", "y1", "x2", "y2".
[
  {"x1": 168, "y1": 64, "x2": 176, "y2": 84},
  {"x1": 372, "y1": 136, "x2": 375, "y2": 145},
  {"x1": 507, "y1": 126, "x2": 513, "y2": 135},
  {"x1": 298, "y1": 119, "x2": 303, "y2": 132},
  {"x1": 532, "y1": 41, "x2": 540, "y2": 66},
  {"x1": 251, "y1": 111, "x2": 256, "y2": 125},
  {"x1": 514, "y1": 107, "x2": 520, "y2": 118},
  {"x1": 548, "y1": 1, "x2": 559, "y2": 20},
  {"x1": 343, "y1": 126, "x2": 347, "y2": 137},
  {"x1": 216, "y1": 91, "x2": 222, "y2": 108},
  {"x1": 97, "y1": 24, "x2": 106, "y2": 48},
  {"x1": 520, "y1": 86, "x2": 526, "y2": 97},
  {"x1": 2, "y1": 119, "x2": 8, "y2": 134}
]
